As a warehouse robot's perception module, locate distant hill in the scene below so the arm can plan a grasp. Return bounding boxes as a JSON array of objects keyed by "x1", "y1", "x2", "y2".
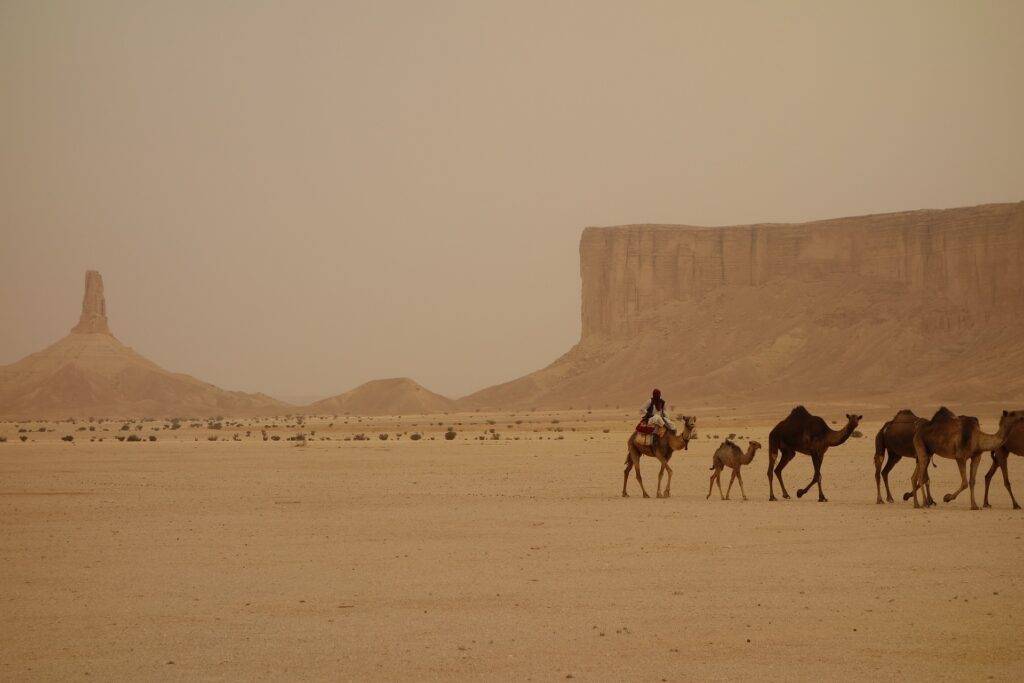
[
  {"x1": 458, "y1": 202, "x2": 1024, "y2": 409},
  {"x1": 0, "y1": 271, "x2": 290, "y2": 419},
  {"x1": 303, "y1": 377, "x2": 454, "y2": 416}
]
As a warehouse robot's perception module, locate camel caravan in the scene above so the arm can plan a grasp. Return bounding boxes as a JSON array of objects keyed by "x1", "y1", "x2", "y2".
[{"x1": 624, "y1": 396, "x2": 1024, "y2": 510}]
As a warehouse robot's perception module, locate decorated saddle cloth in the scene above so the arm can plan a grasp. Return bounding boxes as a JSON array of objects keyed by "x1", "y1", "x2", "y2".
[{"x1": 634, "y1": 421, "x2": 656, "y2": 446}]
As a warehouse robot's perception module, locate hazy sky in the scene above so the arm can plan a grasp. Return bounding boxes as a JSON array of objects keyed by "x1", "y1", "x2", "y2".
[{"x1": 2, "y1": 1, "x2": 1022, "y2": 401}]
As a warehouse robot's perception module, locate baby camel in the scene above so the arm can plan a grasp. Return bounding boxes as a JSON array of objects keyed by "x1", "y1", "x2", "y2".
[{"x1": 708, "y1": 440, "x2": 762, "y2": 500}]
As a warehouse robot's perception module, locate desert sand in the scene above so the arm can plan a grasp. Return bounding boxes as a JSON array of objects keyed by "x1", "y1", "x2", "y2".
[{"x1": 3, "y1": 408, "x2": 1022, "y2": 680}]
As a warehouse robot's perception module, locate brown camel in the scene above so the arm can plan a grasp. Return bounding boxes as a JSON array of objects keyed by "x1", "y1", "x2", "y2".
[
  {"x1": 908, "y1": 408, "x2": 1023, "y2": 510},
  {"x1": 767, "y1": 406, "x2": 862, "y2": 502},
  {"x1": 622, "y1": 416, "x2": 697, "y2": 498},
  {"x1": 707, "y1": 439, "x2": 761, "y2": 501},
  {"x1": 983, "y1": 409, "x2": 1024, "y2": 510},
  {"x1": 874, "y1": 409, "x2": 935, "y2": 506}
]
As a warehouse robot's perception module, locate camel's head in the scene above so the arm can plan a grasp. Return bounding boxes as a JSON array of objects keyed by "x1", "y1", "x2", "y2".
[
  {"x1": 845, "y1": 413, "x2": 863, "y2": 430},
  {"x1": 681, "y1": 415, "x2": 697, "y2": 447},
  {"x1": 749, "y1": 440, "x2": 762, "y2": 452},
  {"x1": 999, "y1": 409, "x2": 1024, "y2": 434}
]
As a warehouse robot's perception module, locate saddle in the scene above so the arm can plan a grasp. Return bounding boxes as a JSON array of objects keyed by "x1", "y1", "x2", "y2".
[{"x1": 634, "y1": 421, "x2": 666, "y2": 448}]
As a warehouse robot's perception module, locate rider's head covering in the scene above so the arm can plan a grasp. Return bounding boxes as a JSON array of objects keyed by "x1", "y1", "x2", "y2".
[{"x1": 652, "y1": 388, "x2": 661, "y2": 399}]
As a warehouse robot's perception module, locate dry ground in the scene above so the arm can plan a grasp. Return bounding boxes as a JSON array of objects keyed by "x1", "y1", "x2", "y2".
[{"x1": 2, "y1": 408, "x2": 1023, "y2": 680}]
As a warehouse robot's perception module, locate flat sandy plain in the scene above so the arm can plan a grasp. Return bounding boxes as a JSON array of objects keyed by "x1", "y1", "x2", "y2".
[{"x1": 2, "y1": 406, "x2": 1023, "y2": 680}]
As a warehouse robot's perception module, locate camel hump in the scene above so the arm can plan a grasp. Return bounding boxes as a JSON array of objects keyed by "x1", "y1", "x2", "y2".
[
  {"x1": 931, "y1": 406, "x2": 957, "y2": 422},
  {"x1": 790, "y1": 405, "x2": 811, "y2": 418},
  {"x1": 894, "y1": 409, "x2": 917, "y2": 419}
]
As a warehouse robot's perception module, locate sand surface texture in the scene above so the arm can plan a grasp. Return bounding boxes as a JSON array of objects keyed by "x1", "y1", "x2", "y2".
[{"x1": 2, "y1": 409, "x2": 1022, "y2": 680}]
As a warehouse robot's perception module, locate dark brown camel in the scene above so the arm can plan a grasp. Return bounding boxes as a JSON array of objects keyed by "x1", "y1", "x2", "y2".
[
  {"x1": 908, "y1": 408, "x2": 1023, "y2": 510},
  {"x1": 622, "y1": 416, "x2": 697, "y2": 498},
  {"x1": 767, "y1": 406, "x2": 862, "y2": 502},
  {"x1": 874, "y1": 409, "x2": 935, "y2": 505},
  {"x1": 983, "y1": 409, "x2": 1024, "y2": 510}
]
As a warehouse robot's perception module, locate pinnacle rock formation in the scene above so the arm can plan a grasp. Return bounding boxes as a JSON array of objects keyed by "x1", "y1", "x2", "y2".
[
  {"x1": 459, "y1": 202, "x2": 1024, "y2": 409},
  {"x1": 0, "y1": 271, "x2": 290, "y2": 419},
  {"x1": 70, "y1": 270, "x2": 110, "y2": 334}
]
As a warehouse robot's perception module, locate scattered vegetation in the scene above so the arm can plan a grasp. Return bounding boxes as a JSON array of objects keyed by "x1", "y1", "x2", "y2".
[
  {"x1": 61, "y1": 435, "x2": 74, "y2": 442},
  {"x1": 444, "y1": 428, "x2": 457, "y2": 440}
]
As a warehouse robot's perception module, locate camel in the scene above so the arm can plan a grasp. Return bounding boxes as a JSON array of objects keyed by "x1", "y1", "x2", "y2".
[
  {"x1": 983, "y1": 409, "x2": 1024, "y2": 509},
  {"x1": 707, "y1": 440, "x2": 761, "y2": 501},
  {"x1": 767, "y1": 406, "x2": 862, "y2": 502},
  {"x1": 874, "y1": 409, "x2": 935, "y2": 505},
  {"x1": 908, "y1": 408, "x2": 1024, "y2": 510},
  {"x1": 622, "y1": 416, "x2": 697, "y2": 499}
]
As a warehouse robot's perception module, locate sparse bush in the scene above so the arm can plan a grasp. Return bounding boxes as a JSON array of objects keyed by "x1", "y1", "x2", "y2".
[
  {"x1": 491, "y1": 432, "x2": 500, "y2": 440},
  {"x1": 378, "y1": 433, "x2": 389, "y2": 441},
  {"x1": 148, "y1": 435, "x2": 157, "y2": 442},
  {"x1": 115, "y1": 435, "x2": 125, "y2": 442},
  {"x1": 61, "y1": 435, "x2": 74, "y2": 442},
  {"x1": 127, "y1": 434, "x2": 142, "y2": 442},
  {"x1": 271, "y1": 435, "x2": 281, "y2": 441},
  {"x1": 444, "y1": 428, "x2": 457, "y2": 440},
  {"x1": 410, "y1": 433, "x2": 422, "y2": 441},
  {"x1": 207, "y1": 436, "x2": 218, "y2": 441},
  {"x1": 603, "y1": 428, "x2": 610, "y2": 433},
  {"x1": 0, "y1": 436, "x2": 6, "y2": 443},
  {"x1": 19, "y1": 435, "x2": 27, "y2": 442},
  {"x1": 852, "y1": 430, "x2": 864, "y2": 438}
]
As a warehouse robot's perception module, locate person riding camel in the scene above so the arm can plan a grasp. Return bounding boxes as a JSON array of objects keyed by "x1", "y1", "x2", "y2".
[{"x1": 640, "y1": 388, "x2": 675, "y2": 447}]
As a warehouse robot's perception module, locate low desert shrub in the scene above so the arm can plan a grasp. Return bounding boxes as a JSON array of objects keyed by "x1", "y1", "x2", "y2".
[
  {"x1": 126, "y1": 434, "x2": 142, "y2": 442},
  {"x1": 444, "y1": 428, "x2": 457, "y2": 440},
  {"x1": 61, "y1": 435, "x2": 73, "y2": 442},
  {"x1": 409, "y1": 432, "x2": 422, "y2": 441}
]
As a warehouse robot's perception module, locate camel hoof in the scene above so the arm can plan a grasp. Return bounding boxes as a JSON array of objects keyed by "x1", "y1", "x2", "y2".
[
  {"x1": 769, "y1": 496, "x2": 776, "y2": 502},
  {"x1": 1014, "y1": 504, "x2": 1022, "y2": 511},
  {"x1": 622, "y1": 492, "x2": 628, "y2": 498},
  {"x1": 971, "y1": 505, "x2": 980, "y2": 511},
  {"x1": 983, "y1": 502, "x2": 990, "y2": 509},
  {"x1": 876, "y1": 499, "x2": 883, "y2": 505},
  {"x1": 943, "y1": 494, "x2": 953, "y2": 503},
  {"x1": 796, "y1": 489, "x2": 805, "y2": 499},
  {"x1": 818, "y1": 496, "x2": 828, "y2": 503},
  {"x1": 887, "y1": 497, "x2": 894, "y2": 503},
  {"x1": 782, "y1": 493, "x2": 791, "y2": 500},
  {"x1": 642, "y1": 493, "x2": 650, "y2": 499},
  {"x1": 663, "y1": 492, "x2": 671, "y2": 498},
  {"x1": 902, "y1": 492, "x2": 912, "y2": 501}
]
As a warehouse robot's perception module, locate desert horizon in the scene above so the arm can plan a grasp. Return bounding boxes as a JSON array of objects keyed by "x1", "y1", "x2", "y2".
[{"x1": 3, "y1": 2, "x2": 1023, "y2": 680}]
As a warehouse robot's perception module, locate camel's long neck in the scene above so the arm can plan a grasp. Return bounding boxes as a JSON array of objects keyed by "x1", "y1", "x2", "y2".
[
  {"x1": 827, "y1": 422, "x2": 855, "y2": 447},
  {"x1": 742, "y1": 446, "x2": 758, "y2": 465},
  {"x1": 978, "y1": 423, "x2": 1010, "y2": 452}
]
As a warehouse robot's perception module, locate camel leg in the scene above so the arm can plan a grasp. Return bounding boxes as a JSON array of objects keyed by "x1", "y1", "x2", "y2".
[
  {"x1": 633, "y1": 453, "x2": 650, "y2": 498},
  {"x1": 983, "y1": 452, "x2": 999, "y2": 508},
  {"x1": 774, "y1": 449, "x2": 797, "y2": 499},
  {"x1": 796, "y1": 452, "x2": 819, "y2": 499},
  {"x1": 874, "y1": 446, "x2": 886, "y2": 504},
  {"x1": 725, "y1": 469, "x2": 736, "y2": 500},
  {"x1": 622, "y1": 454, "x2": 633, "y2": 497},
  {"x1": 707, "y1": 467, "x2": 718, "y2": 499},
  {"x1": 968, "y1": 453, "x2": 981, "y2": 511},
  {"x1": 943, "y1": 459, "x2": 969, "y2": 504},
  {"x1": 656, "y1": 461, "x2": 666, "y2": 498},
  {"x1": 999, "y1": 456, "x2": 1020, "y2": 510},
  {"x1": 716, "y1": 467, "x2": 725, "y2": 500},
  {"x1": 736, "y1": 469, "x2": 748, "y2": 500},
  {"x1": 663, "y1": 460, "x2": 673, "y2": 498},
  {"x1": 768, "y1": 448, "x2": 777, "y2": 501},
  {"x1": 880, "y1": 452, "x2": 900, "y2": 504}
]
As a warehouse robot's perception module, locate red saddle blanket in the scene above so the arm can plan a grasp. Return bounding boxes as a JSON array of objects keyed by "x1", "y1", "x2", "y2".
[{"x1": 635, "y1": 422, "x2": 655, "y2": 435}]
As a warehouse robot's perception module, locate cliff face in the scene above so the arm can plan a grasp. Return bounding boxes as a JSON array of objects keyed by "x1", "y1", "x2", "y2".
[
  {"x1": 462, "y1": 202, "x2": 1024, "y2": 409},
  {"x1": 580, "y1": 203, "x2": 1024, "y2": 341},
  {"x1": 70, "y1": 270, "x2": 111, "y2": 334}
]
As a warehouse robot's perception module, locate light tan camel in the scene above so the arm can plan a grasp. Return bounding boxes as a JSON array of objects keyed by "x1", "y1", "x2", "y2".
[
  {"x1": 874, "y1": 409, "x2": 935, "y2": 506},
  {"x1": 767, "y1": 406, "x2": 862, "y2": 502},
  {"x1": 908, "y1": 408, "x2": 1024, "y2": 510},
  {"x1": 983, "y1": 409, "x2": 1024, "y2": 510},
  {"x1": 707, "y1": 439, "x2": 761, "y2": 500},
  {"x1": 623, "y1": 416, "x2": 697, "y2": 499}
]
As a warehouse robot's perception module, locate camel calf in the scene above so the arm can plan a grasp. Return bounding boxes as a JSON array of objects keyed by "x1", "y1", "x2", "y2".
[{"x1": 708, "y1": 440, "x2": 761, "y2": 501}]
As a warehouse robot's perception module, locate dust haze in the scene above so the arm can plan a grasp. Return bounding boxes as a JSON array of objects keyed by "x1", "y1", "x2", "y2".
[{"x1": 3, "y1": 1, "x2": 1023, "y2": 401}]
